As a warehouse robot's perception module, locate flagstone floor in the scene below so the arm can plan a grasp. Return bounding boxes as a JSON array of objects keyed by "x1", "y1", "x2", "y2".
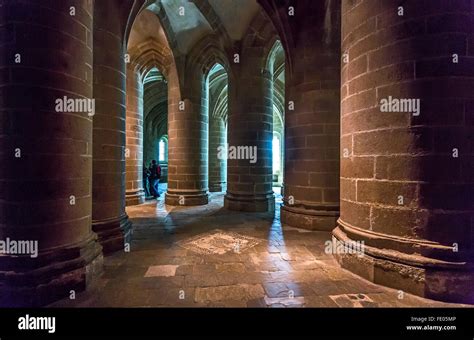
[{"x1": 50, "y1": 189, "x2": 468, "y2": 308}]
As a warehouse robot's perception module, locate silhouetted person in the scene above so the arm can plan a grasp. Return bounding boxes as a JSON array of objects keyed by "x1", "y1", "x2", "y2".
[
  {"x1": 156, "y1": 163, "x2": 162, "y2": 195},
  {"x1": 149, "y1": 160, "x2": 159, "y2": 198},
  {"x1": 143, "y1": 163, "x2": 151, "y2": 197}
]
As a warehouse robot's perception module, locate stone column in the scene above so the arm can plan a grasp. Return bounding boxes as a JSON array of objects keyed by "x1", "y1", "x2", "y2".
[
  {"x1": 209, "y1": 117, "x2": 227, "y2": 192},
  {"x1": 0, "y1": 0, "x2": 102, "y2": 306},
  {"x1": 334, "y1": 0, "x2": 474, "y2": 303},
  {"x1": 279, "y1": 1, "x2": 341, "y2": 230},
  {"x1": 224, "y1": 56, "x2": 274, "y2": 212},
  {"x1": 92, "y1": 0, "x2": 131, "y2": 254},
  {"x1": 125, "y1": 62, "x2": 145, "y2": 205},
  {"x1": 165, "y1": 68, "x2": 209, "y2": 206}
]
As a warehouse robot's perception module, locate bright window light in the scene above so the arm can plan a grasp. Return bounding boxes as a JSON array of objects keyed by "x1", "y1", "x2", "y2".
[
  {"x1": 159, "y1": 139, "x2": 165, "y2": 162},
  {"x1": 272, "y1": 135, "x2": 280, "y2": 174}
]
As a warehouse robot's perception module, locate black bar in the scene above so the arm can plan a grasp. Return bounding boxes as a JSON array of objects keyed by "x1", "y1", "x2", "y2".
[{"x1": 0, "y1": 308, "x2": 472, "y2": 339}]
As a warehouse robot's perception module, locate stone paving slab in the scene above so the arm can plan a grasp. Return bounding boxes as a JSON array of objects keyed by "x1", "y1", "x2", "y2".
[{"x1": 49, "y1": 193, "x2": 470, "y2": 308}]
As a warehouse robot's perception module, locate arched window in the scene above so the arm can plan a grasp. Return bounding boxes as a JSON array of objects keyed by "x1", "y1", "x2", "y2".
[
  {"x1": 272, "y1": 135, "x2": 281, "y2": 174},
  {"x1": 159, "y1": 138, "x2": 166, "y2": 162}
]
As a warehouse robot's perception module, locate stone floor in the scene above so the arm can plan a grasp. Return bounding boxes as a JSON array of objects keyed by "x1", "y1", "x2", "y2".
[{"x1": 51, "y1": 188, "x2": 468, "y2": 308}]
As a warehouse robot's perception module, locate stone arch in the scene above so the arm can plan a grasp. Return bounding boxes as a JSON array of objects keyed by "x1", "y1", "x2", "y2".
[
  {"x1": 125, "y1": 40, "x2": 176, "y2": 206},
  {"x1": 241, "y1": 8, "x2": 280, "y2": 73},
  {"x1": 206, "y1": 63, "x2": 229, "y2": 193},
  {"x1": 136, "y1": 1, "x2": 180, "y2": 59},
  {"x1": 158, "y1": 134, "x2": 169, "y2": 145},
  {"x1": 128, "y1": 40, "x2": 176, "y2": 83},
  {"x1": 257, "y1": 0, "x2": 296, "y2": 75},
  {"x1": 123, "y1": 5, "x2": 179, "y2": 204},
  {"x1": 264, "y1": 39, "x2": 285, "y2": 188},
  {"x1": 143, "y1": 75, "x2": 168, "y2": 169},
  {"x1": 209, "y1": 68, "x2": 229, "y2": 122},
  {"x1": 185, "y1": 34, "x2": 233, "y2": 91},
  {"x1": 148, "y1": 101, "x2": 168, "y2": 136},
  {"x1": 265, "y1": 40, "x2": 284, "y2": 75},
  {"x1": 191, "y1": 0, "x2": 234, "y2": 55},
  {"x1": 123, "y1": 0, "x2": 150, "y2": 49},
  {"x1": 265, "y1": 40, "x2": 285, "y2": 130},
  {"x1": 143, "y1": 69, "x2": 168, "y2": 124}
]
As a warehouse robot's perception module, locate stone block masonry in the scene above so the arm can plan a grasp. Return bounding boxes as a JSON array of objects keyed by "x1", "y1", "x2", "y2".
[
  {"x1": 0, "y1": 0, "x2": 103, "y2": 306},
  {"x1": 335, "y1": 0, "x2": 474, "y2": 304}
]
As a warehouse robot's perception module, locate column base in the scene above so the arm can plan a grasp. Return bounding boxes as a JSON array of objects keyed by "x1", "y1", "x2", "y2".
[
  {"x1": 281, "y1": 203, "x2": 339, "y2": 231},
  {"x1": 165, "y1": 191, "x2": 209, "y2": 206},
  {"x1": 0, "y1": 234, "x2": 103, "y2": 307},
  {"x1": 224, "y1": 192, "x2": 275, "y2": 212},
  {"x1": 333, "y1": 219, "x2": 474, "y2": 304},
  {"x1": 125, "y1": 189, "x2": 145, "y2": 206},
  {"x1": 209, "y1": 182, "x2": 226, "y2": 192},
  {"x1": 92, "y1": 214, "x2": 132, "y2": 255}
]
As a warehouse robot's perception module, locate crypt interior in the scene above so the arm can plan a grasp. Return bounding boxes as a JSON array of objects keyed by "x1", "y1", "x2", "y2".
[{"x1": 0, "y1": 0, "x2": 473, "y2": 307}]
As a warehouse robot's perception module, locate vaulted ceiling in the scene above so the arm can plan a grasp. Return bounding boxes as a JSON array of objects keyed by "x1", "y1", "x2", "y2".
[
  {"x1": 161, "y1": 0, "x2": 212, "y2": 54},
  {"x1": 130, "y1": 0, "x2": 285, "y2": 150},
  {"x1": 128, "y1": 8, "x2": 168, "y2": 51},
  {"x1": 130, "y1": 0, "x2": 263, "y2": 56},
  {"x1": 207, "y1": 0, "x2": 260, "y2": 41}
]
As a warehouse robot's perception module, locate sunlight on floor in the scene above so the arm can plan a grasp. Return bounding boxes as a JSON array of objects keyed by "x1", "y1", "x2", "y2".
[{"x1": 49, "y1": 191, "x2": 464, "y2": 308}]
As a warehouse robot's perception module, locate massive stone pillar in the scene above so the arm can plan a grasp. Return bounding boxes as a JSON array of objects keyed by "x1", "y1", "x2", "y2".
[
  {"x1": 279, "y1": 1, "x2": 341, "y2": 230},
  {"x1": 165, "y1": 68, "x2": 209, "y2": 206},
  {"x1": 0, "y1": 0, "x2": 102, "y2": 306},
  {"x1": 225, "y1": 22, "x2": 275, "y2": 212},
  {"x1": 334, "y1": 0, "x2": 474, "y2": 303},
  {"x1": 209, "y1": 117, "x2": 227, "y2": 192},
  {"x1": 125, "y1": 62, "x2": 145, "y2": 205},
  {"x1": 92, "y1": 0, "x2": 133, "y2": 254}
]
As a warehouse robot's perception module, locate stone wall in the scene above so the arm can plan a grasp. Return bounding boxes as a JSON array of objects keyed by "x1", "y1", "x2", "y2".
[
  {"x1": 165, "y1": 67, "x2": 209, "y2": 206},
  {"x1": 335, "y1": 0, "x2": 474, "y2": 304},
  {"x1": 0, "y1": 0, "x2": 102, "y2": 306},
  {"x1": 92, "y1": 0, "x2": 135, "y2": 254},
  {"x1": 262, "y1": 0, "x2": 341, "y2": 229},
  {"x1": 224, "y1": 9, "x2": 276, "y2": 212},
  {"x1": 125, "y1": 62, "x2": 145, "y2": 205}
]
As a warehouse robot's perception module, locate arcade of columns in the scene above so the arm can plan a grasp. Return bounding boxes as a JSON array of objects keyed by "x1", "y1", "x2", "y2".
[{"x1": 0, "y1": 0, "x2": 472, "y2": 306}]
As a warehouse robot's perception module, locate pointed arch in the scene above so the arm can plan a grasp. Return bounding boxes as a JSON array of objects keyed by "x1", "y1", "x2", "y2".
[{"x1": 186, "y1": 34, "x2": 233, "y2": 83}]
